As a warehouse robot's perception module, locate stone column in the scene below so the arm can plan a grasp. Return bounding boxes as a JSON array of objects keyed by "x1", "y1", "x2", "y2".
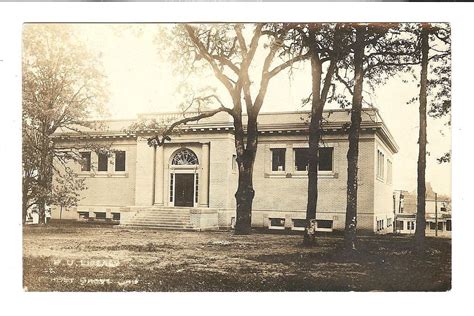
[
  {"x1": 155, "y1": 145, "x2": 165, "y2": 206},
  {"x1": 199, "y1": 142, "x2": 210, "y2": 207},
  {"x1": 134, "y1": 137, "x2": 155, "y2": 206}
]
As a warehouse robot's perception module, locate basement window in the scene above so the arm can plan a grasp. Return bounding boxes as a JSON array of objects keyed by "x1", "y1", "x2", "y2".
[
  {"x1": 95, "y1": 212, "x2": 106, "y2": 220},
  {"x1": 112, "y1": 213, "x2": 121, "y2": 221},
  {"x1": 78, "y1": 211, "x2": 89, "y2": 220},
  {"x1": 316, "y1": 220, "x2": 333, "y2": 232},
  {"x1": 269, "y1": 218, "x2": 285, "y2": 230},
  {"x1": 292, "y1": 219, "x2": 306, "y2": 231}
]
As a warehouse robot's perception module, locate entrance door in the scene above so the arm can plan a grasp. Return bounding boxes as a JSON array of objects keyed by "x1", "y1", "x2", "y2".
[{"x1": 174, "y1": 173, "x2": 195, "y2": 207}]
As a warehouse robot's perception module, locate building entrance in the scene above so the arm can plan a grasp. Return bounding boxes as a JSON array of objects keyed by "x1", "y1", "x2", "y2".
[{"x1": 174, "y1": 173, "x2": 195, "y2": 207}]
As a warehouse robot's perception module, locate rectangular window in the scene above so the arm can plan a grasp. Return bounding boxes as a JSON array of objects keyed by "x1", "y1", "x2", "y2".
[
  {"x1": 80, "y1": 152, "x2": 91, "y2": 172},
  {"x1": 269, "y1": 218, "x2": 285, "y2": 230},
  {"x1": 294, "y1": 147, "x2": 333, "y2": 172},
  {"x1": 316, "y1": 220, "x2": 333, "y2": 229},
  {"x1": 232, "y1": 154, "x2": 237, "y2": 172},
  {"x1": 407, "y1": 221, "x2": 415, "y2": 230},
  {"x1": 294, "y1": 148, "x2": 309, "y2": 171},
  {"x1": 112, "y1": 213, "x2": 121, "y2": 221},
  {"x1": 319, "y1": 147, "x2": 333, "y2": 171},
  {"x1": 98, "y1": 152, "x2": 108, "y2": 171},
  {"x1": 95, "y1": 212, "x2": 106, "y2": 220},
  {"x1": 78, "y1": 211, "x2": 89, "y2": 220},
  {"x1": 438, "y1": 222, "x2": 444, "y2": 231},
  {"x1": 446, "y1": 220, "x2": 452, "y2": 231},
  {"x1": 430, "y1": 222, "x2": 437, "y2": 230},
  {"x1": 387, "y1": 160, "x2": 393, "y2": 184},
  {"x1": 195, "y1": 174, "x2": 199, "y2": 204},
  {"x1": 292, "y1": 219, "x2": 306, "y2": 228},
  {"x1": 377, "y1": 150, "x2": 385, "y2": 179},
  {"x1": 115, "y1": 151, "x2": 126, "y2": 172},
  {"x1": 271, "y1": 148, "x2": 286, "y2": 171},
  {"x1": 396, "y1": 220, "x2": 404, "y2": 230},
  {"x1": 169, "y1": 174, "x2": 174, "y2": 203}
]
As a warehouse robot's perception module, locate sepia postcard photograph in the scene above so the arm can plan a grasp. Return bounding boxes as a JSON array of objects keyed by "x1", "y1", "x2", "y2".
[{"x1": 21, "y1": 20, "x2": 452, "y2": 293}]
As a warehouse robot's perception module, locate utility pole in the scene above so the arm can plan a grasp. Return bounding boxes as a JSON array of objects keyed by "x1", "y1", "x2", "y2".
[{"x1": 435, "y1": 192, "x2": 438, "y2": 237}]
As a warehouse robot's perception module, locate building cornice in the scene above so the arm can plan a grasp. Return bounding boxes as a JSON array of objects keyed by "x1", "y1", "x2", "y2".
[{"x1": 52, "y1": 109, "x2": 399, "y2": 153}]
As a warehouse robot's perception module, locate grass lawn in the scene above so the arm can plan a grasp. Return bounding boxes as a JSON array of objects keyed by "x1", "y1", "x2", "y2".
[{"x1": 23, "y1": 222, "x2": 451, "y2": 292}]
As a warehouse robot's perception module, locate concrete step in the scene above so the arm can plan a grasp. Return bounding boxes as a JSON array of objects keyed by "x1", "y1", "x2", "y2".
[
  {"x1": 134, "y1": 213, "x2": 191, "y2": 217},
  {"x1": 123, "y1": 222, "x2": 193, "y2": 227},
  {"x1": 125, "y1": 220, "x2": 191, "y2": 225},
  {"x1": 118, "y1": 225, "x2": 196, "y2": 231},
  {"x1": 133, "y1": 214, "x2": 191, "y2": 218}
]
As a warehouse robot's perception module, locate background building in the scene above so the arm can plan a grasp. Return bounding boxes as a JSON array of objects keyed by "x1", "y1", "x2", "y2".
[{"x1": 393, "y1": 185, "x2": 452, "y2": 237}]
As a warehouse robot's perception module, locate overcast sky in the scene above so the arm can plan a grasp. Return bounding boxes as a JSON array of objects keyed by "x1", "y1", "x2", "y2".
[{"x1": 69, "y1": 23, "x2": 451, "y2": 196}]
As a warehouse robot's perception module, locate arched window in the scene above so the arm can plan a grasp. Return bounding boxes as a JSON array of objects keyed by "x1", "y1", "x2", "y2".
[{"x1": 171, "y1": 148, "x2": 199, "y2": 165}]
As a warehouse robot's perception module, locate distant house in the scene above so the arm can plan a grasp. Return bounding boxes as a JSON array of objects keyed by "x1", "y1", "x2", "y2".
[
  {"x1": 51, "y1": 108, "x2": 398, "y2": 234},
  {"x1": 393, "y1": 187, "x2": 451, "y2": 237}
]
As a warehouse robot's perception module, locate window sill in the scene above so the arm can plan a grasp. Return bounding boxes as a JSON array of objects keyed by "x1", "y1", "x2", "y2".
[
  {"x1": 376, "y1": 176, "x2": 385, "y2": 183},
  {"x1": 265, "y1": 172, "x2": 287, "y2": 178},
  {"x1": 78, "y1": 172, "x2": 129, "y2": 178},
  {"x1": 265, "y1": 172, "x2": 337, "y2": 179},
  {"x1": 291, "y1": 172, "x2": 338, "y2": 179}
]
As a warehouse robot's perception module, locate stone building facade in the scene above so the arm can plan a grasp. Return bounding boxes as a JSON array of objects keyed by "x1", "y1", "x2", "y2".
[{"x1": 51, "y1": 108, "x2": 398, "y2": 234}]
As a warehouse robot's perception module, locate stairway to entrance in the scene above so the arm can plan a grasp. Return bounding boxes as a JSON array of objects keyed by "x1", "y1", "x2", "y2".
[{"x1": 119, "y1": 207, "x2": 219, "y2": 231}]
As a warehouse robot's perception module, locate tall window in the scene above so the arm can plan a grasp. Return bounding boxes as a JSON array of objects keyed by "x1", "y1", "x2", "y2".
[
  {"x1": 80, "y1": 152, "x2": 91, "y2": 171},
  {"x1": 98, "y1": 152, "x2": 108, "y2": 171},
  {"x1": 294, "y1": 147, "x2": 334, "y2": 172},
  {"x1": 387, "y1": 159, "x2": 393, "y2": 184},
  {"x1": 169, "y1": 174, "x2": 174, "y2": 203},
  {"x1": 377, "y1": 149, "x2": 385, "y2": 179},
  {"x1": 232, "y1": 154, "x2": 237, "y2": 172},
  {"x1": 115, "y1": 151, "x2": 126, "y2": 171},
  {"x1": 271, "y1": 148, "x2": 286, "y2": 171},
  {"x1": 446, "y1": 220, "x2": 452, "y2": 231}
]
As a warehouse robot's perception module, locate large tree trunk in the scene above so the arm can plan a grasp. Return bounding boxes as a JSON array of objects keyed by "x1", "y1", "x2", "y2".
[
  {"x1": 304, "y1": 52, "x2": 324, "y2": 245},
  {"x1": 415, "y1": 25, "x2": 429, "y2": 251},
  {"x1": 233, "y1": 115, "x2": 258, "y2": 235},
  {"x1": 344, "y1": 26, "x2": 365, "y2": 251}
]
